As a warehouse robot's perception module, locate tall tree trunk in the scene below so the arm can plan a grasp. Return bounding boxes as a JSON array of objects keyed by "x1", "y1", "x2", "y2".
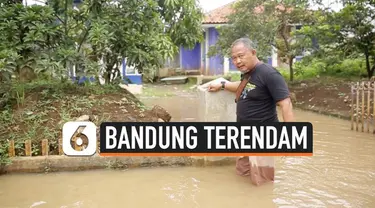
[
  {"x1": 364, "y1": 48, "x2": 371, "y2": 79},
  {"x1": 106, "y1": 71, "x2": 111, "y2": 84},
  {"x1": 369, "y1": 64, "x2": 375, "y2": 79}
]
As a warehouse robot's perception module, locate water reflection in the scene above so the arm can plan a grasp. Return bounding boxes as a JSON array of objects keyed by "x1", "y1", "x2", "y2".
[
  {"x1": 141, "y1": 94, "x2": 375, "y2": 207},
  {"x1": 272, "y1": 110, "x2": 375, "y2": 208},
  {"x1": 161, "y1": 176, "x2": 201, "y2": 206}
]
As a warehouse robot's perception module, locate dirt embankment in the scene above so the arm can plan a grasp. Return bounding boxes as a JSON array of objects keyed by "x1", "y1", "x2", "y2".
[
  {"x1": 0, "y1": 82, "x2": 170, "y2": 158},
  {"x1": 288, "y1": 78, "x2": 363, "y2": 119}
]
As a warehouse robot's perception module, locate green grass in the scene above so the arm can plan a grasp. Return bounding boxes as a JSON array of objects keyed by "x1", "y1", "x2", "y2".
[{"x1": 0, "y1": 79, "x2": 140, "y2": 166}]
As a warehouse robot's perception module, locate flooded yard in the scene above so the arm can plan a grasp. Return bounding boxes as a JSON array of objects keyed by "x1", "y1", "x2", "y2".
[{"x1": 0, "y1": 83, "x2": 374, "y2": 208}]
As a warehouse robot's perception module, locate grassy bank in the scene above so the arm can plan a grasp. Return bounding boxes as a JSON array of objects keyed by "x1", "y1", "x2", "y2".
[{"x1": 0, "y1": 79, "x2": 158, "y2": 166}]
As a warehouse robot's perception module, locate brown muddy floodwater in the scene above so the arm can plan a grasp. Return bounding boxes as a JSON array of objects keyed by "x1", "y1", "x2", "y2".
[{"x1": 1, "y1": 86, "x2": 375, "y2": 208}]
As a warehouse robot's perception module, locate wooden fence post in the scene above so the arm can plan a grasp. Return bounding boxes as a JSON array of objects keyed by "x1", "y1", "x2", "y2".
[
  {"x1": 361, "y1": 82, "x2": 365, "y2": 132},
  {"x1": 373, "y1": 81, "x2": 375, "y2": 134},
  {"x1": 8, "y1": 140, "x2": 15, "y2": 157},
  {"x1": 351, "y1": 84, "x2": 354, "y2": 130},
  {"x1": 25, "y1": 140, "x2": 32, "y2": 156},
  {"x1": 41, "y1": 139, "x2": 49, "y2": 156},
  {"x1": 58, "y1": 138, "x2": 63, "y2": 155},
  {"x1": 97, "y1": 140, "x2": 100, "y2": 154},
  {"x1": 356, "y1": 82, "x2": 359, "y2": 131},
  {"x1": 366, "y1": 82, "x2": 371, "y2": 133}
]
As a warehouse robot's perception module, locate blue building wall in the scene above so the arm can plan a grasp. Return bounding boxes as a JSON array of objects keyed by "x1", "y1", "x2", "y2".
[
  {"x1": 201, "y1": 31, "x2": 206, "y2": 72},
  {"x1": 176, "y1": 24, "x2": 318, "y2": 75},
  {"x1": 122, "y1": 59, "x2": 142, "y2": 84},
  {"x1": 180, "y1": 43, "x2": 201, "y2": 70},
  {"x1": 179, "y1": 27, "x2": 224, "y2": 75},
  {"x1": 208, "y1": 27, "x2": 224, "y2": 75}
]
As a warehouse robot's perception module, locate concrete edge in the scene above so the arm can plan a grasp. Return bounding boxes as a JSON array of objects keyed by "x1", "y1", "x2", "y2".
[{"x1": 0, "y1": 156, "x2": 237, "y2": 175}]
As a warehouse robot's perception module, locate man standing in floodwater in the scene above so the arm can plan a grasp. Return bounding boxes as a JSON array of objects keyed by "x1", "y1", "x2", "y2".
[
  {"x1": 207, "y1": 37, "x2": 294, "y2": 122},
  {"x1": 207, "y1": 37, "x2": 295, "y2": 186}
]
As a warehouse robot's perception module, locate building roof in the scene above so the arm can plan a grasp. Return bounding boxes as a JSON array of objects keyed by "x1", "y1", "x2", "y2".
[
  {"x1": 202, "y1": 1, "x2": 236, "y2": 24},
  {"x1": 202, "y1": 1, "x2": 293, "y2": 25}
]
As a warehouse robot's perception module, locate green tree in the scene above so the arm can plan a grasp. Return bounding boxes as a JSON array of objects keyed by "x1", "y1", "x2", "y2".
[
  {"x1": 48, "y1": 0, "x2": 204, "y2": 83},
  {"x1": 207, "y1": 0, "x2": 277, "y2": 61},
  {"x1": 0, "y1": 0, "x2": 204, "y2": 84},
  {"x1": 207, "y1": 0, "x2": 314, "y2": 82},
  {"x1": 298, "y1": 0, "x2": 375, "y2": 78},
  {"x1": 157, "y1": 0, "x2": 204, "y2": 49},
  {"x1": 0, "y1": 3, "x2": 64, "y2": 81}
]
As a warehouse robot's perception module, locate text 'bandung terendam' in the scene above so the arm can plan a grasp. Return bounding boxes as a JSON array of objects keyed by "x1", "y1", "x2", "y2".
[{"x1": 103, "y1": 124, "x2": 309, "y2": 151}]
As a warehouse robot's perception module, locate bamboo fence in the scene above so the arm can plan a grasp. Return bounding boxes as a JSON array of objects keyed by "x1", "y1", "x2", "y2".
[
  {"x1": 351, "y1": 80, "x2": 375, "y2": 134},
  {"x1": 7, "y1": 138, "x2": 100, "y2": 157}
]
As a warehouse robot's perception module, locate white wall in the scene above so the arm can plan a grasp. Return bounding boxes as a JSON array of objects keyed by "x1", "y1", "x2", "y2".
[
  {"x1": 271, "y1": 46, "x2": 278, "y2": 67},
  {"x1": 23, "y1": 0, "x2": 46, "y2": 6}
]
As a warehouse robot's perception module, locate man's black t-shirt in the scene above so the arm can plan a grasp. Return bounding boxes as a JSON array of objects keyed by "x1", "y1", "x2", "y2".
[{"x1": 236, "y1": 63, "x2": 290, "y2": 123}]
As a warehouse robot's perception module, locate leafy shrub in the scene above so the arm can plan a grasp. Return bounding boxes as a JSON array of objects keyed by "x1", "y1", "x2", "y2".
[
  {"x1": 294, "y1": 60, "x2": 323, "y2": 78},
  {"x1": 289, "y1": 56, "x2": 367, "y2": 80},
  {"x1": 325, "y1": 58, "x2": 367, "y2": 77}
]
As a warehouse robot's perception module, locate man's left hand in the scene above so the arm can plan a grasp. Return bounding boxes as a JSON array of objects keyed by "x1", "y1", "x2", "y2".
[{"x1": 207, "y1": 83, "x2": 221, "y2": 92}]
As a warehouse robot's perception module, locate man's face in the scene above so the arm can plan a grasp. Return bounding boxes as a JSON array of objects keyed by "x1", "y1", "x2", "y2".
[{"x1": 231, "y1": 43, "x2": 256, "y2": 73}]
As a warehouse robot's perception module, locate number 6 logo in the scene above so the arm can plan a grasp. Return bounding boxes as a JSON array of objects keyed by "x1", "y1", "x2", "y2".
[{"x1": 62, "y1": 121, "x2": 97, "y2": 156}]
